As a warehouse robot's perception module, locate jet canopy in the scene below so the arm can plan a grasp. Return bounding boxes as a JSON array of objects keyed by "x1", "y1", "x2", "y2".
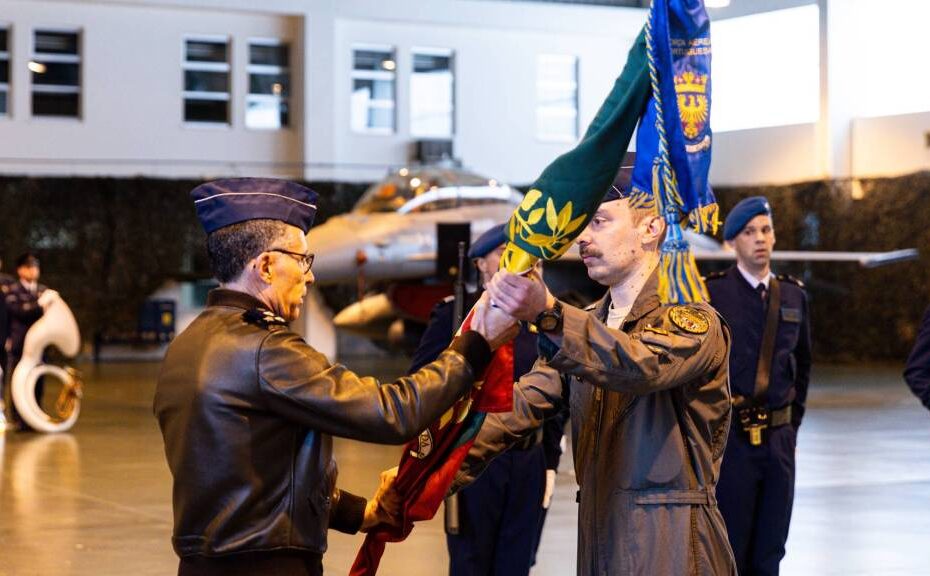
[{"x1": 353, "y1": 167, "x2": 522, "y2": 215}]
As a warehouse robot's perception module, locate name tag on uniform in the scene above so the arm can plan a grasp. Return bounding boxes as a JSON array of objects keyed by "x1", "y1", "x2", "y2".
[{"x1": 781, "y1": 308, "x2": 802, "y2": 323}]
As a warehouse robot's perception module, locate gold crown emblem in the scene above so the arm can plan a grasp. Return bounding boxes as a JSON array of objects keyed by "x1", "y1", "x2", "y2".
[{"x1": 674, "y1": 71, "x2": 707, "y2": 94}]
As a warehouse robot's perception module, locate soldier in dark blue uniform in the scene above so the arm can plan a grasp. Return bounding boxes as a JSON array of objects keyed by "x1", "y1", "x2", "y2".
[
  {"x1": 409, "y1": 224, "x2": 568, "y2": 576},
  {"x1": 706, "y1": 196, "x2": 812, "y2": 576},
  {"x1": 904, "y1": 305, "x2": 930, "y2": 411}
]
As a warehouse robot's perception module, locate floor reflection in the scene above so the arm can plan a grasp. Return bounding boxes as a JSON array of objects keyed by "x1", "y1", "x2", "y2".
[{"x1": 0, "y1": 360, "x2": 927, "y2": 575}]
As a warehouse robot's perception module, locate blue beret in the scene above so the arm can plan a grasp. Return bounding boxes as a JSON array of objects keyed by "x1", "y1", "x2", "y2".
[
  {"x1": 723, "y1": 196, "x2": 772, "y2": 241},
  {"x1": 191, "y1": 178, "x2": 319, "y2": 235},
  {"x1": 468, "y1": 223, "x2": 507, "y2": 259}
]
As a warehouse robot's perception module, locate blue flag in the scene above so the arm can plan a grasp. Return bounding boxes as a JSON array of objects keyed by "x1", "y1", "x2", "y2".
[{"x1": 630, "y1": 0, "x2": 716, "y2": 303}]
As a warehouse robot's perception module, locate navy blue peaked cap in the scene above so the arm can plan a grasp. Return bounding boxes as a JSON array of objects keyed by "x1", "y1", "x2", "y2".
[
  {"x1": 191, "y1": 178, "x2": 319, "y2": 235},
  {"x1": 601, "y1": 161, "x2": 635, "y2": 204},
  {"x1": 468, "y1": 223, "x2": 507, "y2": 259},
  {"x1": 723, "y1": 196, "x2": 772, "y2": 241}
]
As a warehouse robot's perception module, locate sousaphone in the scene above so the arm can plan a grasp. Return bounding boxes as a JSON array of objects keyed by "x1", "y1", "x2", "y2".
[{"x1": 9, "y1": 296, "x2": 83, "y2": 433}]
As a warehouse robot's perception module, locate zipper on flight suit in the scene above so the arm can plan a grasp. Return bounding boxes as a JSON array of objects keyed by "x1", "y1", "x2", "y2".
[{"x1": 591, "y1": 385, "x2": 605, "y2": 574}]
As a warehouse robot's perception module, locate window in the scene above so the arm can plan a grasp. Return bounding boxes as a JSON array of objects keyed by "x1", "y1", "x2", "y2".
[
  {"x1": 536, "y1": 54, "x2": 578, "y2": 142},
  {"x1": 852, "y1": 0, "x2": 930, "y2": 117},
  {"x1": 0, "y1": 26, "x2": 9, "y2": 116},
  {"x1": 711, "y1": 5, "x2": 819, "y2": 131},
  {"x1": 247, "y1": 39, "x2": 290, "y2": 129},
  {"x1": 183, "y1": 37, "x2": 230, "y2": 124},
  {"x1": 32, "y1": 29, "x2": 81, "y2": 118},
  {"x1": 410, "y1": 48, "x2": 455, "y2": 137},
  {"x1": 351, "y1": 45, "x2": 396, "y2": 134}
]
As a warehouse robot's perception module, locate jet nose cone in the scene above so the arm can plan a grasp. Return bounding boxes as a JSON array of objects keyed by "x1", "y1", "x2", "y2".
[{"x1": 307, "y1": 217, "x2": 364, "y2": 285}]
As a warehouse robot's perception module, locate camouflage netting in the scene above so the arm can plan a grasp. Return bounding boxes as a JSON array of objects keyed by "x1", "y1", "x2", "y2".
[
  {"x1": 0, "y1": 172, "x2": 928, "y2": 363},
  {"x1": 0, "y1": 177, "x2": 368, "y2": 343},
  {"x1": 713, "y1": 171, "x2": 930, "y2": 363}
]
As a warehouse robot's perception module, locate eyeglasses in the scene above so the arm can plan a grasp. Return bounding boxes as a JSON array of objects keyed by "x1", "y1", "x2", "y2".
[{"x1": 268, "y1": 248, "x2": 315, "y2": 274}]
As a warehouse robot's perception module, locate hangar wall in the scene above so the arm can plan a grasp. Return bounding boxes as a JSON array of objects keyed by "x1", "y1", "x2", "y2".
[
  {"x1": 0, "y1": 0, "x2": 927, "y2": 186},
  {"x1": 0, "y1": 0, "x2": 303, "y2": 178}
]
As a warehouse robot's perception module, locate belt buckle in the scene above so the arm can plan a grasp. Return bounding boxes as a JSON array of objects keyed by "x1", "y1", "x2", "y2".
[{"x1": 739, "y1": 406, "x2": 770, "y2": 446}]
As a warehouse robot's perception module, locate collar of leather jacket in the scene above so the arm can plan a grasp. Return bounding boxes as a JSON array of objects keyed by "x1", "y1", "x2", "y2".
[{"x1": 206, "y1": 288, "x2": 268, "y2": 311}]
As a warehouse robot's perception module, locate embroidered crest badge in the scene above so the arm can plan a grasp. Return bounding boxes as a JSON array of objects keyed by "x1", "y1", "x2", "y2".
[{"x1": 668, "y1": 305, "x2": 710, "y2": 335}]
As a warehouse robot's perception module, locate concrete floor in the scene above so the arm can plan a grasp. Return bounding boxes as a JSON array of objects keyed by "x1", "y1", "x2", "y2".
[{"x1": 0, "y1": 360, "x2": 928, "y2": 575}]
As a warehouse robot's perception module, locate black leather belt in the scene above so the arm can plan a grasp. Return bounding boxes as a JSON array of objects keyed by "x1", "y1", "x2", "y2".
[{"x1": 734, "y1": 402, "x2": 792, "y2": 446}]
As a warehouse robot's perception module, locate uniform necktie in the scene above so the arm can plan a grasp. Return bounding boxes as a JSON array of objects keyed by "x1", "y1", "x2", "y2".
[{"x1": 756, "y1": 283, "x2": 767, "y2": 302}]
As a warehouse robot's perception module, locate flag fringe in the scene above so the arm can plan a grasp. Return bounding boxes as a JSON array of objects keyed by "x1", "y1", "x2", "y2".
[{"x1": 658, "y1": 224, "x2": 709, "y2": 305}]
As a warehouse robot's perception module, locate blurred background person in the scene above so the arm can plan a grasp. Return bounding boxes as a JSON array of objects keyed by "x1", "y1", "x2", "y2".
[
  {"x1": 408, "y1": 223, "x2": 568, "y2": 576},
  {"x1": 3, "y1": 252, "x2": 60, "y2": 430},
  {"x1": 904, "y1": 305, "x2": 930, "y2": 412}
]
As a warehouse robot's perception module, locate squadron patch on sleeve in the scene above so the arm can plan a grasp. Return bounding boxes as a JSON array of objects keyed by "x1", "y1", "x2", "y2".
[{"x1": 667, "y1": 306, "x2": 710, "y2": 335}]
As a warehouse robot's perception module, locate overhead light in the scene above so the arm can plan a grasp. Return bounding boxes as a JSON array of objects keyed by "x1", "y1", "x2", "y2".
[
  {"x1": 28, "y1": 61, "x2": 47, "y2": 74},
  {"x1": 850, "y1": 179, "x2": 865, "y2": 200},
  {"x1": 705, "y1": 0, "x2": 730, "y2": 7},
  {"x1": 409, "y1": 177, "x2": 422, "y2": 188},
  {"x1": 398, "y1": 167, "x2": 409, "y2": 177},
  {"x1": 382, "y1": 60, "x2": 396, "y2": 71}
]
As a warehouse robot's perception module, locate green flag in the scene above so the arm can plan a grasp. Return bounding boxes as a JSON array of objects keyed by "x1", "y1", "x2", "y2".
[{"x1": 502, "y1": 30, "x2": 650, "y2": 274}]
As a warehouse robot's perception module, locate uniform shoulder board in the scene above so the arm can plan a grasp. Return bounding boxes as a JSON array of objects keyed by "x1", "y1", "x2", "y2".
[
  {"x1": 243, "y1": 308, "x2": 289, "y2": 330},
  {"x1": 702, "y1": 270, "x2": 727, "y2": 282},
  {"x1": 776, "y1": 274, "x2": 805, "y2": 289},
  {"x1": 440, "y1": 295, "x2": 456, "y2": 305}
]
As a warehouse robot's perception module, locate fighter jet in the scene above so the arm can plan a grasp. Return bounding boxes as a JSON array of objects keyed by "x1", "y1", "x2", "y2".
[
  {"x1": 309, "y1": 166, "x2": 522, "y2": 286},
  {"x1": 307, "y1": 166, "x2": 917, "y2": 349}
]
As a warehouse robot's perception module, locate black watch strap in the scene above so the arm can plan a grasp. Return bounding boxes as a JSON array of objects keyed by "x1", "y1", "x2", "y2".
[{"x1": 533, "y1": 301, "x2": 563, "y2": 333}]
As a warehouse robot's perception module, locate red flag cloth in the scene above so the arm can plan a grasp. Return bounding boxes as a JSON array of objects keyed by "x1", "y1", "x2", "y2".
[{"x1": 349, "y1": 310, "x2": 514, "y2": 576}]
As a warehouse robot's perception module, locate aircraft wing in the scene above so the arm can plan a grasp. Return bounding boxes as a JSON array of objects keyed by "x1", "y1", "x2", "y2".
[
  {"x1": 751, "y1": 249, "x2": 917, "y2": 268},
  {"x1": 556, "y1": 234, "x2": 918, "y2": 269}
]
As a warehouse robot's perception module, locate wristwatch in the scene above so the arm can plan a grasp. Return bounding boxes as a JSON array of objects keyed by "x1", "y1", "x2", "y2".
[{"x1": 533, "y1": 300, "x2": 563, "y2": 333}]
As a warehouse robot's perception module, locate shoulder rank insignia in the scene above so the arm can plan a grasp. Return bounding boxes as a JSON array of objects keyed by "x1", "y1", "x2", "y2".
[
  {"x1": 776, "y1": 274, "x2": 805, "y2": 289},
  {"x1": 243, "y1": 308, "x2": 289, "y2": 329},
  {"x1": 702, "y1": 270, "x2": 726, "y2": 282},
  {"x1": 668, "y1": 306, "x2": 710, "y2": 335}
]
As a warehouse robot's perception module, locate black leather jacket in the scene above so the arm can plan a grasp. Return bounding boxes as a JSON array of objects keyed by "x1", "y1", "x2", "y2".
[{"x1": 154, "y1": 289, "x2": 491, "y2": 558}]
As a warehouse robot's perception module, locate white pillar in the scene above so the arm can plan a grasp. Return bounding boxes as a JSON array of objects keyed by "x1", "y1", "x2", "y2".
[{"x1": 818, "y1": 0, "x2": 858, "y2": 180}]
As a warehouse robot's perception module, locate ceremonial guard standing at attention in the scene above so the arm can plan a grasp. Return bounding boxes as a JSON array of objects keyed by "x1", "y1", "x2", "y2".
[{"x1": 706, "y1": 196, "x2": 812, "y2": 576}]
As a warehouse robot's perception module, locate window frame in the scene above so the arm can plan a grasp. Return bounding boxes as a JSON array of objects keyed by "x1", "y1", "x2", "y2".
[
  {"x1": 350, "y1": 43, "x2": 397, "y2": 135},
  {"x1": 245, "y1": 37, "x2": 290, "y2": 131},
  {"x1": 535, "y1": 53, "x2": 580, "y2": 143},
  {"x1": 182, "y1": 34, "x2": 232, "y2": 128},
  {"x1": 31, "y1": 27, "x2": 82, "y2": 120},
  {"x1": 0, "y1": 24, "x2": 10, "y2": 118}
]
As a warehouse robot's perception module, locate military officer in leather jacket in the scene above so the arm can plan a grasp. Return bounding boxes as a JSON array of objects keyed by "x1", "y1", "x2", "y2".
[
  {"x1": 154, "y1": 178, "x2": 516, "y2": 576},
  {"x1": 454, "y1": 187, "x2": 736, "y2": 576}
]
